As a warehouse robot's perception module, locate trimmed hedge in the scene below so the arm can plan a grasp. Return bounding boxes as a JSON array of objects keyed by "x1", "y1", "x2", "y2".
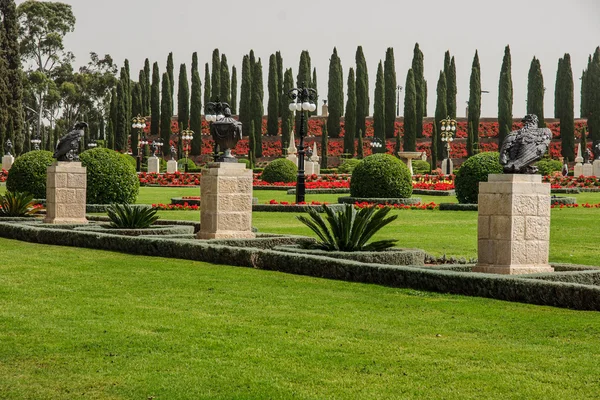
[
  {"x1": 439, "y1": 203, "x2": 478, "y2": 211},
  {"x1": 73, "y1": 224, "x2": 194, "y2": 237},
  {"x1": 261, "y1": 159, "x2": 297, "y2": 183},
  {"x1": 6, "y1": 150, "x2": 54, "y2": 198},
  {"x1": 338, "y1": 196, "x2": 421, "y2": 205},
  {"x1": 455, "y1": 152, "x2": 503, "y2": 204},
  {"x1": 252, "y1": 204, "x2": 346, "y2": 213},
  {"x1": 80, "y1": 148, "x2": 140, "y2": 204},
  {"x1": 337, "y1": 158, "x2": 362, "y2": 174},
  {"x1": 2, "y1": 220, "x2": 600, "y2": 310},
  {"x1": 286, "y1": 188, "x2": 350, "y2": 195},
  {"x1": 412, "y1": 160, "x2": 431, "y2": 175},
  {"x1": 350, "y1": 154, "x2": 413, "y2": 198},
  {"x1": 274, "y1": 245, "x2": 426, "y2": 266},
  {"x1": 535, "y1": 159, "x2": 562, "y2": 176},
  {"x1": 412, "y1": 189, "x2": 455, "y2": 196},
  {"x1": 551, "y1": 196, "x2": 576, "y2": 205}
]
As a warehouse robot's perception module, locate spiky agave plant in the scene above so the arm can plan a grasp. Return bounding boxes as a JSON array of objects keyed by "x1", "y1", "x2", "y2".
[
  {"x1": 297, "y1": 204, "x2": 398, "y2": 251},
  {"x1": 0, "y1": 191, "x2": 37, "y2": 217},
  {"x1": 106, "y1": 204, "x2": 159, "y2": 229}
]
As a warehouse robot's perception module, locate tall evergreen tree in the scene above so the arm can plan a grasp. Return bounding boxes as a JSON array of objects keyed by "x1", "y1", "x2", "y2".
[
  {"x1": 204, "y1": 63, "x2": 211, "y2": 112},
  {"x1": 560, "y1": 54, "x2": 575, "y2": 161},
  {"x1": 267, "y1": 54, "x2": 279, "y2": 136},
  {"x1": 276, "y1": 51, "x2": 284, "y2": 117},
  {"x1": 177, "y1": 63, "x2": 190, "y2": 135},
  {"x1": 190, "y1": 52, "x2": 202, "y2": 156},
  {"x1": 220, "y1": 54, "x2": 231, "y2": 105},
  {"x1": 281, "y1": 68, "x2": 294, "y2": 154},
  {"x1": 166, "y1": 52, "x2": 174, "y2": 113},
  {"x1": 211, "y1": 49, "x2": 220, "y2": 101},
  {"x1": 445, "y1": 53, "x2": 457, "y2": 119},
  {"x1": 357, "y1": 129, "x2": 364, "y2": 158},
  {"x1": 384, "y1": 47, "x2": 397, "y2": 139},
  {"x1": 527, "y1": 56, "x2": 545, "y2": 127},
  {"x1": 581, "y1": 55, "x2": 591, "y2": 119},
  {"x1": 498, "y1": 45, "x2": 513, "y2": 147},
  {"x1": 239, "y1": 55, "x2": 252, "y2": 137},
  {"x1": 248, "y1": 120, "x2": 256, "y2": 168},
  {"x1": 115, "y1": 81, "x2": 127, "y2": 152},
  {"x1": 554, "y1": 57, "x2": 564, "y2": 119},
  {"x1": 143, "y1": 58, "x2": 151, "y2": 115},
  {"x1": 296, "y1": 50, "x2": 311, "y2": 136},
  {"x1": 251, "y1": 58, "x2": 264, "y2": 157},
  {"x1": 321, "y1": 119, "x2": 328, "y2": 168},
  {"x1": 587, "y1": 47, "x2": 600, "y2": 142},
  {"x1": 107, "y1": 87, "x2": 117, "y2": 149},
  {"x1": 435, "y1": 71, "x2": 447, "y2": 160},
  {"x1": 403, "y1": 69, "x2": 417, "y2": 152},
  {"x1": 431, "y1": 123, "x2": 438, "y2": 170},
  {"x1": 231, "y1": 65, "x2": 237, "y2": 114},
  {"x1": 123, "y1": 60, "x2": 132, "y2": 122},
  {"x1": 355, "y1": 46, "x2": 369, "y2": 141},
  {"x1": 138, "y1": 69, "x2": 147, "y2": 117},
  {"x1": 373, "y1": 61, "x2": 385, "y2": 153},
  {"x1": 327, "y1": 47, "x2": 344, "y2": 138},
  {"x1": 467, "y1": 51, "x2": 481, "y2": 156},
  {"x1": 131, "y1": 82, "x2": 142, "y2": 156},
  {"x1": 160, "y1": 72, "x2": 172, "y2": 157},
  {"x1": 311, "y1": 67, "x2": 318, "y2": 116},
  {"x1": 412, "y1": 43, "x2": 425, "y2": 137},
  {"x1": 151, "y1": 62, "x2": 160, "y2": 138},
  {"x1": 344, "y1": 67, "x2": 357, "y2": 156}
]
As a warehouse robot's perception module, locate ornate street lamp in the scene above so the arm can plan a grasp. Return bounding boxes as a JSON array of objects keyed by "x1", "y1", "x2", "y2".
[
  {"x1": 288, "y1": 84, "x2": 317, "y2": 203},
  {"x1": 87, "y1": 139, "x2": 98, "y2": 149},
  {"x1": 132, "y1": 115, "x2": 147, "y2": 172},
  {"x1": 205, "y1": 101, "x2": 242, "y2": 163},
  {"x1": 30, "y1": 135, "x2": 41, "y2": 151},
  {"x1": 180, "y1": 128, "x2": 194, "y2": 172},
  {"x1": 370, "y1": 137, "x2": 383, "y2": 152},
  {"x1": 440, "y1": 116, "x2": 456, "y2": 175}
]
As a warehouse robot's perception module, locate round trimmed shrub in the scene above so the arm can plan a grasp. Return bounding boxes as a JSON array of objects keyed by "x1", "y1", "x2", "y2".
[
  {"x1": 6, "y1": 150, "x2": 54, "y2": 198},
  {"x1": 338, "y1": 158, "x2": 362, "y2": 174},
  {"x1": 261, "y1": 158, "x2": 297, "y2": 183},
  {"x1": 123, "y1": 154, "x2": 137, "y2": 169},
  {"x1": 455, "y1": 152, "x2": 503, "y2": 204},
  {"x1": 177, "y1": 158, "x2": 197, "y2": 170},
  {"x1": 412, "y1": 160, "x2": 431, "y2": 175},
  {"x1": 350, "y1": 153, "x2": 413, "y2": 198},
  {"x1": 79, "y1": 148, "x2": 139, "y2": 204},
  {"x1": 535, "y1": 159, "x2": 562, "y2": 176}
]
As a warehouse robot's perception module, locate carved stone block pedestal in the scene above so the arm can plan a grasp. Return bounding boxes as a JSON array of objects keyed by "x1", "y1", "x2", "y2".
[
  {"x1": 167, "y1": 159, "x2": 178, "y2": 173},
  {"x1": 583, "y1": 163, "x2": 594, "y2": 177},
  {"x1": 594, "y1": 160, "x2": 600, "y2": 177},
  {"x1": 147, "y1": 156, "x2": 160, "y2": 174},
  {"x1": 197, "y1": 162, "x2": 255, "y2": 239},
  {"x1": 473, "y1": 174, "x2": 553, "y2": 275},
  {"x1": 44, "y1": 162, "x2": 88, "y2": 224},
  {"x1": 2, "y1": 155, "x2": 14, "y2": 171},
  {"x1": 441, "y1": 158, "x2": 454, "y2": 175}
]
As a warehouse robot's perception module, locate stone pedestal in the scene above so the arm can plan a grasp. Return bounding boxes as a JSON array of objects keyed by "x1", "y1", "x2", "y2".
[
  {"x1": 594, "y1": 160, "x2": 600, "y2": 177},
  {"x1": 473, "y1": 174, "x2": 553, "y2": 275},
  {"x1": 574, "y1": 162, "x2": 584, "y2": 177},
  {"x1": 44, "y1": 162, "x2": 88, "y2": 225},
  {"x1": 2, "y1": 154, "x2": 14, "y2": 171},
  {"x1": 197, "y1": 162, "x2": 255, "y2": 239},
  {"x1": 441, "y1": 158, "x2": 454, "y2": 175},
  {"x1": 305, "y1": 160, "x2": 320, "y2": 176},
  {"x1": 583, "y1": 163, "x2": 594, "y2": 177},
  {"x1": 167, "y1": 159, "x2": 178, "y2": 173},
  {"x1": 147, "y1": 156, "x2": 160, "y2": 174}
]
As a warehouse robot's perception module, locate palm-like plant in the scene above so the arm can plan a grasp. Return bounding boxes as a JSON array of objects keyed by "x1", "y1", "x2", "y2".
[
  {"x1": 106, "y1": 204, "x2": 159, "y2": 229},
  {"x1": 297, "y1": 204, "x2": 398, "y2": 251},
  {"x1": 0, "y1": 191, "x2": 37, "y2": 217}
]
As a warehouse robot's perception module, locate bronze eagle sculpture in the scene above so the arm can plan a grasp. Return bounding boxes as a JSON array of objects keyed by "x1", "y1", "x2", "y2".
[
  {"x1": 54, "y1": 122, "x2": 88, "y2": 161},
  {"x1": 499, "y1": 114, "x2": 551, "y2": 174}
]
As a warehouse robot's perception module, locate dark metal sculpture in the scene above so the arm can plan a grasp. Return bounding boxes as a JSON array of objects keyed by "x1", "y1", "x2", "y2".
[
  {"x1": 5, "y1": 139, "x2": 12, "y2": 156},
  {"x1": 170, "y1": 145, "x2": 177, "y2": 161},
  {"x1": 207, "y1": 104, "x2": 242, "y2": 162},
  {"x1": 594, "y1": 140, "x2": 600, "y2": 161},
  {"x1": 585, "y1": 148, "x2": 592, "y2": 164},
  {"x1": 53, "y1": 122, "x2": 88, "y2": 161},
  {"x1": 499, "y1": 114, "x2": 551, "y2": 174}
]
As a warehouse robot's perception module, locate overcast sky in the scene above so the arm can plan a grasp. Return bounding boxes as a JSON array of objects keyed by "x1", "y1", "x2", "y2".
[{"x1": 21, "y1": 0, "x2": 600, "y2": 118}]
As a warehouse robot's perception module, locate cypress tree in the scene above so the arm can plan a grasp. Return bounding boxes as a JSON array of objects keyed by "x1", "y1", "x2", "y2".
[
  {"x1": 190, "y1": 52, "x2": 202, "y2": 156},
  {"x1": 296, "y1": 50, "x2": 311, "y2": 136},
  {"x1": 267, "y1": 54, "x2": 279, "y2": 136},
  {"x1": 143, "y1": 58, "x2": 151, "y2": 115},
  {"x1": 588, "y1": 47, "x2": 600, "y2": 142},
  {"x1": 321, "y1": 119, "x2": 328, "y2": 169},
  {"x1": 276, "y1": 51, "x2": 284, "y2": 117},
  {"x1": 424, "y1": 80, "x2": 428, "y2": 116},
  {"x1": 115, "y1": 81, "x2": 127, "y2": 152},
  {"x1": 281, "y1": 68, "x2": 294, "y2": 153},
  {"x1": 220, "y1": 54, "x2": 231, "y2": 105},
  {"x1": 151, "y1": 62, "x2": 160, "y2": 138},
  {"x1": 581, "y1": 126, "x2": 587, "y2": 156},
  {"x1": 560, "y1": 54, "x2": 575, "y2": 161},
  {"x1": 431, "y1": 122, "x2": 438, "y2": 170},
  {"x1": 327, "y1": 47, "x2": 344, "y2": 138},
  {"x1": 131, "y1": 83, "x2": 142, "y2": 156},
  {"x1": 123, "y1": 60, "x2": 132, "y2": 122},
  {"x1": 107, "y1": 87, "x2": 117, "y2": 149},
  {"x1": 357, "y1": 129, "x2": 364, "y2": 158},
  {"x1": 498, "y1": 45, "x2": 513, "y2": 147},
  {"x1": 211, "y1": 49, "x2": 220, "y2": 101},
  {"x1": 311, "y1": 67, "x2": 318, "y2": 116},
  {"x1": 403, "y1": 69, "x2": 417, "y2": 152},
  {"x1": 467, "y1": 51, "x2": 481, "y2": 156},
  {"x1": 251, "y1": 58, "x2": 264, "y2": 157},
  {"x1": 231, "y1": 65, "x2": 237, "y2": 114},
  {"x1": 554, "y1": 57, "x2": 564, "y2": 119},
  {"x1": 248, "y1": 120, "x2": 256, "y2": 168},
  {"x1": 355, "y1": 46, "x2": 369, "y2": 141},
  {"x1": 138, "y1": 69, "x2": 147, "y2": 117},
  {"x1": 373, "y1": 61, "x2": 385, "y2": 153},
  {"x1": 412, "y1": 43, "x2": 425, "y2": 137},
  {"x1": 239, "y1": 55, "x2": 252, "y2": 137},
  {"x1": 160, "y1": 72, "x2": 172, "y2": 157},
  {"x1": 384, "y1": 47, "x2": 397, "y2": 139},
  {"x1": 166, "y1": 53, "x2": 174, "y2": 113},
  {"x1": 344, "y1": 67, "x2": 357, "y2": 156},
  {"x1": 434, "y1": 71, "x2": 447, "y2": 161},
  {"x1": 445, "y1": 54, "x2": 457, "y2": 119},
  {"x1": 177, "y1": 63, "x2": 190, "y2": 134},
  {"x1": 204, "y1": 63, "x2": 211, "y2": 111},
  {"x1": 527, "y1": 56, "x2": 545, "y2": 127}
]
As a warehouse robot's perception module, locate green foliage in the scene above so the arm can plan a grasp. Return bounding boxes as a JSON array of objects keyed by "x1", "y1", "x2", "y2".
[
  {"x1": 166, "y1": 53, "x2": 174, "y2": 111},
  {"x1": 261, "y1": 158, "x2": 297, "y2": 183},
  {"x1": 434, "y1": 71, "x2": 447, "y2": 160},
  {"x1": 211, "y1": 49, "x2": 220, "y2": 102},
  {"x1": 344, "y1": 67, "x2": 357, "y2": 156},
  {"x1": 403, "y1": 69, "x2": 417, "y2": 152},
  {"x1": 587, "y1": 47, "x2": 600, "y2": 142},
  {"x1": 230, "y1": 65, "x2": 237, "y2": 115},
  {"x1": 327, "y1": 47, "x2": 344, "y2": 138},
  {"x1": 239, "y1": 55, "x2": 252, "y2": 146},
  {"x1": 2, "y1": 0, "x2": 23, "y2": 155},
  {"x1": 237, "y1": 158, "x2": 250, "y2": 168},
  {"x1": 251, "y1": 59, "x2": 264, "y2": 158},
  {"x1": 444, "y1": 52, "x2": 457, "y2": 119},
  {"x1": 535, "y1": 159, "x2": 562, "y2": 176},
  {"x1": 0, "y1": 191, "x2": 36, "y2": 217},
  {"x1": 190, "y1": 52, "x2": 202, "y2": 156},
  {"x1": 80, "y1": 148, "x2": 139, "y2": 204},
  {"x1": 204, "y1": 63, "x2": 211, "y2": 116},
  {"x1": 122, "y1": 153, "x2": 137, "y2": 169},
  {"x1": 384, "y1": 47, "x2": 396, "y2": 139},
  {"x1": 350, "y1": 153, "x2": 412, "y2": 198},
  {"x1": 220, "y1": 53, "x2": 231, "y2": 106},
  {"x1": 320, "y1": 120, "x2": 328, "y2": 168},
  {"x1": 151, "y1": 62, "x2": 160, "y2": 138},
  {"x1": 267, "y1": 54, "x2": 279, "y2": 136},
  {"x1": 160, "y1": 72, "x2": 172, "y2": 157},
  {"x1": 337, "y1": 158, "x2": 362, "y2": 174},
  {"x1": 280, "y1": 68, "x2": 294, "y2": 153},
  {"x1": 107, "y1": 203, "x2": 158, "y2": 229},
  {"x1": 355, "y1": 46, "x2": 369, "y2": 140},
  {"x1": 559, "y1": 54, "x2": 575, "y2": 161},
  {"x1": 455, "y1": 152, "x2": 503, "y2": 204},
  {"x1": 6, "y1": 150, "x2": 54, "y2": 198},
  {"x1": 297, "y1": 204, "x2": 398, "y2": 251},
  {"x1": 412, "y1": 160, "x2": 431, "y2": 175},
  {"x1": 177, "y1": 63, "x2": 190, "y2": 139},
  {"x1": 276, "y1": 52, "x2": 283, "y2": 117},
  {"x1": 177, "y1": 158, "x2": 196, "y2": 170},
  {"x1": 498, "y1": 46, "x2": 513, "y2": 148},
  {"x1": 527, "y1": 56, "x2": 545, "y2": 127},
  {"x1": 373, "y1": 61, "x2": 385, "y2": 153},
  {"x1": 295, "y1": 50, "x2": 311, "y2": 135},
  {"x1": 412, "y1": 43, "x2": 425, "y2": 138},
  {"x1": 468, "y1": 51, "x2": 481, "y2": 156}
]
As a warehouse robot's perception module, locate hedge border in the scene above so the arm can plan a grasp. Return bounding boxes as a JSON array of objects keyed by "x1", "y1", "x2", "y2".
[
  {"x1": 439, "y1": 203, "x2": 478, "y2": 211},
  {"x1": 412, "y1": 189, "x2": 455, "y2": 196},
  {"x1": 286, "y1": 188, "x2": 350, "y2": 195},
  {"x1": 274, "y1": 245, "x2": 425, "y2": 266},
  {"x1": 252, "y1": 204, "x2": 346, "y2": 213},
  {"x1": 550, "y1": 196, "x2": 577, "y2": 205},
  {"x1": 2, "y1": 221, "x2": 600, "y2": 310},
  {"x1": 338, "y1": 197, "x2": 422, "y2": 205}
]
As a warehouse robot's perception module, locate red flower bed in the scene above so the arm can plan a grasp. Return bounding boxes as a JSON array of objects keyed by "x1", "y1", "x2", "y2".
[
  {"x1": 152, "y1": 202, "x2": 199, "y2": 211},
  {"x1": 0, "y1": 169, "x2": 7, "y2": 183},
  {"x1": 552, "y1": 203, "x2": 600, "y2": 209},
  {"x1": 353, "y1": 201, "x2": 439, "y2": 210},
  {"x1": 544, "y1": 175, "x2": 600, "y2": 188},
  {"x1": 139, "y1": 172, "x2": 201, "y2": 186}
]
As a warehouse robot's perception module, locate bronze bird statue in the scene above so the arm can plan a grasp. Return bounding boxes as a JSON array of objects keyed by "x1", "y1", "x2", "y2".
[
  {"x1": 499, "y1": 114, "x2": 551, "y2": 174},
  {"x1": 54, "y1": 122, "x2": 88, "y2": 162}
]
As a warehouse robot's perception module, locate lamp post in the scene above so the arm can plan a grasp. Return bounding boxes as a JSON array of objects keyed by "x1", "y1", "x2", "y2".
[
  {"x1": 288, "y1": 84, "x2": 317, "y2": 203},
  {"x1": 30, "y1": 135, "x2": 41, "y2": 151},
  {"x1": 396, "y1": 85, "x2": 403, "y2": 117},
  {"x1": 440, "y1": 116, "x2": 456, "y2": 175},
  {"x1": 204, "y1": 102, "x2": 228, "y2": 162},
  {"x1": 87, "y1": 139, "x2": 98, "y2": 150},
  {"x1": 180, "y1": 128, "x2": 194, "y2": 172},
  {"x1": 132, "y1": 115, "x2": 147, "y2": 172}
]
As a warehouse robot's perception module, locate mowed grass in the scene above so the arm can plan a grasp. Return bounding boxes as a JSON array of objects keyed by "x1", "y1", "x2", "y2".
[{"x1": 2, "y1": 238, "x2": 600, "y2": 399}]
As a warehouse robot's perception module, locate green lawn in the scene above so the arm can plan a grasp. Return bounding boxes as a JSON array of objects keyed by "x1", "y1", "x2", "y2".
[{"x1": 1, "y1": 238, "x2": 600, "y2": 399}]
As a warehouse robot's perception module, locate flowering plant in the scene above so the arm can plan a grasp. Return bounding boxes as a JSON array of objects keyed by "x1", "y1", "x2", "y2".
[
  {"x1": 152, "y1": 202, "x2": 199, "y2": 211},
  {"x1": 0, "y1": 169, "x2": 7, "y2": 183}
]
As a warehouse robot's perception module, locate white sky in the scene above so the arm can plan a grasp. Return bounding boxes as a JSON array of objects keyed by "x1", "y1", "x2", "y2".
[{"x1": 21, "y1": 0, "x2": 600, "y2": 118}]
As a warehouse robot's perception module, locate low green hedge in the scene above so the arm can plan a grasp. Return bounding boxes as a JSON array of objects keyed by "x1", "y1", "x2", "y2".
[
  {"x1": 439, "y1": 203, "x2": 478, "y2": 211},
  {"x1": 412, "y1": 189, "x2": 455, "y2": 196},
  {"x1": 286, "y1": 188, "x2": 350, "y2": 195},
  {"x1": 252, "y1": 204, "x2": 346, "y2": 213},
  {"x1": 338, "y1": 196, "x2": 422, "y2": 205},
  {"x1": 274, "y1": 245, "x2": 425, "y2": 266},
  {"x1": 550, "y1": 196, "x2": 576, "y2": 205},
  {"x1": 72, "y1": 224, "x2": 194, "y2": 237}
]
